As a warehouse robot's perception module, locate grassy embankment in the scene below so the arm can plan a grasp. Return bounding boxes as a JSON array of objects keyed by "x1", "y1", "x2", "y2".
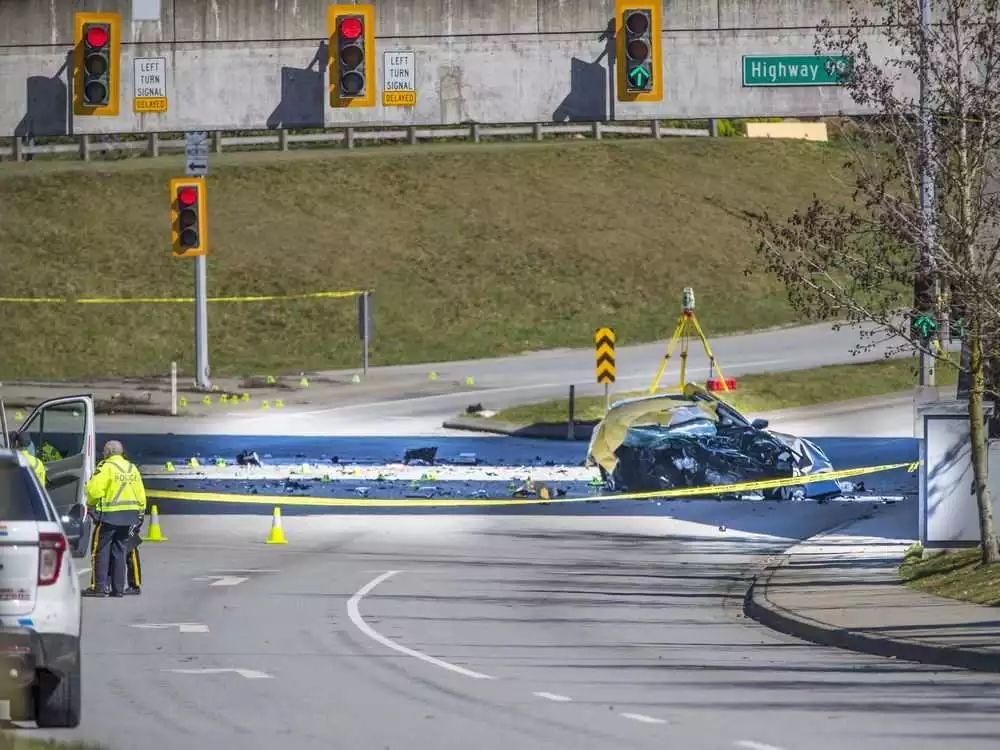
[
  {"x1": 486, "y1": 355, "x2": 959, "y2": 425},
  {"x1": 900, "y1": 545, "x2": 1000, "y2": 606},
  {"x1": 0, "y1": 734, "x2": 102, "y2": 750},
  {"x1": 0, "y1": 138, "x2": 851, "y2": 380}
]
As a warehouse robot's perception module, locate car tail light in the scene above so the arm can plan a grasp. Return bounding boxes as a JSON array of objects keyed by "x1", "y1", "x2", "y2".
[{"x1": 38, "y1": 532, "x2": 67, "y2": 586}]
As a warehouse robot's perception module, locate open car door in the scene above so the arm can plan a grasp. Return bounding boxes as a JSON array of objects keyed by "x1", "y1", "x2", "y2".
[{"x1": 16, "y1": 395, "x2": 96, "y2": 557}]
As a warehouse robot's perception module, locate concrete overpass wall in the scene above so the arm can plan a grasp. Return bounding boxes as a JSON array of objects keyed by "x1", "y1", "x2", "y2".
[{"x1": 0, "y1": 0, "x2": 899, "y2": 135}]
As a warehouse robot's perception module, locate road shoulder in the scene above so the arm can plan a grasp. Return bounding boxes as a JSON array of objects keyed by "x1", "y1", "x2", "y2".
[{"x1": 744, "y1": 499, "x2": 1000, "y2": 673}]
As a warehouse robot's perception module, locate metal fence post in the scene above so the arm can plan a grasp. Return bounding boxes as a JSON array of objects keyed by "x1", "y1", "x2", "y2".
[
  {"x1": 652, "y1": 120, "x2": 661, "y2": 139},
  {"x1": 407, "y1": 126, "x2": 417, "y2": 145},
  {"x1": 471, "y1": 123, "x2": 480, "y2": 143},
  {"x1": 147, "y1": 132, "x2": 159, "y2": 158},
  {"x1": 212, "y1": 131, "x2": 223, "y2": 153},
  {"x1": 279, "y1": 128, "x2": 289, "y2": 151},
  {"x1": 592, "y1": 121, "x2": 602, "y2": 140},
  {"x1": 79, "y1": 134, "x2": 91, "y2": 162},
  {"x1": 12, "y1": 137, "x2": 23, "y2": 162},
  {"x1": 346, "y1": 127, "x2": 355, "y2": 149},
  {"x1": 533, "y1": 123, "x2": 543, "y2": 142},
  {"x1": 709, "y1": 118, "x2": 720, "y2": 137}
]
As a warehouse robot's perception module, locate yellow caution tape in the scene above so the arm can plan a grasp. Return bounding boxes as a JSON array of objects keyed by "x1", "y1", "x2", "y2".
[
  {"x1": 0, "y1": 297, "x2": 64, "y2": 303},
  {"x1": 146, "y1": 461, "x2": 918, "y2": 509},
  {"x1": 0, "y1": 290, "x2": 364, "y2": 305}
]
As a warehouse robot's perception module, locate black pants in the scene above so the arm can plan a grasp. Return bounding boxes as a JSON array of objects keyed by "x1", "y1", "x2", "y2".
[
  {"x1": 126, "y1": 534, "x2": 142, "y2": 589},
  {"x1": 91, "y1": 521, "x2": 132, "y2": 594}
]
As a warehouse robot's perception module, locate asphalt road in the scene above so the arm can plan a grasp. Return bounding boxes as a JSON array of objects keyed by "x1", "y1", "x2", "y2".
[
  {"x1": 15, "y1": 495, "x2": 1000, "y2": 750},
  {"x1": 91, "y1": 321, "x2": 914, "y2": 437}
]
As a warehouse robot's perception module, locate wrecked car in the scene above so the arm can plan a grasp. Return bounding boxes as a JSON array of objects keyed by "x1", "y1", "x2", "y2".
[{"x1": 586, "y1": 384, "x2": 841, "y2": 499}]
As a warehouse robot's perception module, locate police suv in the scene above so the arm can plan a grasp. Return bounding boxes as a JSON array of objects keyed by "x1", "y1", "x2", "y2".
[
  {"x1": 1, "y1": 395, "x2": 95, "y2": 727},
  {"x1": 1, "y1": 449, "x2": 82, "y2": 726}
]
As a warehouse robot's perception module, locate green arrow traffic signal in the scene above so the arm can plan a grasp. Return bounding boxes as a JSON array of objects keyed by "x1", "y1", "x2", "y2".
[
  {"x1": 913, "y1": 314, "x2": 937, "y2": 338},
  {"x1": 628, "y1": 65, "x2": 651, "y2": 88}
]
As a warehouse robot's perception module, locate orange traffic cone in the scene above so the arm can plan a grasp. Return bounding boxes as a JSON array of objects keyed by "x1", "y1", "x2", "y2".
[{"x1": 265, "y1": 507, "x2": 288, "y2": 545}]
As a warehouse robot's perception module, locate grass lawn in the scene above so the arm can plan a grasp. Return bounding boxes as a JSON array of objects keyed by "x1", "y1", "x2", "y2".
[
  {"x1": 899, "y1": 545, "x2": 1000, "y2": 606},
  {"x1": 0, "y1": 137, "x2": 854, "y2": 380},
  {"x1": 0, "y1": 734, "x2": 103, "y2": 750},
  {"x1": 486, "y1": 355, "x2": 959, "y2": 424}
]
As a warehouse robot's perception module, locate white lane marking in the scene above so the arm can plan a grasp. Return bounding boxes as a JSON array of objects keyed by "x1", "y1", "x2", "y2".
[
  {"x1": 735, "y1": 742, "x2": 788, "y2": 750},
  {"x1": 193, "y1": 575, "x2": 250, "y2": 587},
  {"x1": 212, "y1": 569, "x2": 280, "y2": 574},
  {"x1": 130, "y1": 622, "x2": 210, "y2": 634},
  {"x1": 77, "y1": 567, "x2": 90, "y2": 577},
  {"x1": 348, "y1": 570, "x2": 496, "y2": 680},
  {"x1": 166, "y1": 668, "x2": 272, "y2": 679},
  {"x1": 533, "y1": 692, "x2": 572, "y2": 702},
  {"x1": 622, "y1": 713, "x2": 668, "y2": 725}
]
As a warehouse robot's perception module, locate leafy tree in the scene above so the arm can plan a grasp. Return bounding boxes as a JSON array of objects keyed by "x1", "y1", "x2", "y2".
[{"x1": 747, "y1": 0, "x2": 1000, "y2": 562}]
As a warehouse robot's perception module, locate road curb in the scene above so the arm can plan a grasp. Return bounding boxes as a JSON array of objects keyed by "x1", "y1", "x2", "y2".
[
  {"x1": 743, "y1": 557, "x2": 1000, "y2": 674},
  {"x1": 442, "y1": 417, "x2": 594, "y2": 440}
]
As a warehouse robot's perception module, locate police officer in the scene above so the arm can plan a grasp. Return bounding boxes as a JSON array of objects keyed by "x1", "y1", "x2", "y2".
[
  {"x1": 8, "y1": 431, "x2": 46, "y2": 487},
  {"x1": 84, "y1": 440, "x2": 147, "y2": 598},
  {"x1": 106, "y1": 515, "x2": 142, "y2": 595}
]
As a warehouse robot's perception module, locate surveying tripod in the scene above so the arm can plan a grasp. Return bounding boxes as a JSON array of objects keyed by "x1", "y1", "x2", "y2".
[{"x1": 648, "y1": 288, "x2": 731, "y2": 394}]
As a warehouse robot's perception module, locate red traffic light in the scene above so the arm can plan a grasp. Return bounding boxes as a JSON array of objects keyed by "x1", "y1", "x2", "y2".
[
  {"x1": 85, "y1": 25, "x2": 109, "y2": 48},
  {"x1": 339, "y1": 16, "x2": 363, "y2": 40},
  {"x1": 177, "y1": 187, "x2": 198, "y2": 207}
]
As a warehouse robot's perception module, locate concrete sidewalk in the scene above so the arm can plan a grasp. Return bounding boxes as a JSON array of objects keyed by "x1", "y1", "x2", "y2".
[{"x1": 746, "y1": 499, "x2": 1000, "y2": 672}]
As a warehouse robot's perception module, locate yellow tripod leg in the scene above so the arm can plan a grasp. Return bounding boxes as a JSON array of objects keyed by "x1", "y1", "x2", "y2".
[
  {"x1": 690, "y1": 315, "x2": 730, "y2": 393},
  {"x1": 649, "y1": 317, "x2": 686, "y2": 394},
  {"x1": 678, "y1": 321, "x2": 691, "y2": 391}
]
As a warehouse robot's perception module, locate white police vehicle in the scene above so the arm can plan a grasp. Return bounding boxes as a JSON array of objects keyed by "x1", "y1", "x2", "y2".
[
  {"x1": 1, "y1": 448, "x2": 83, "y2": 726},
  {"x1": 1, "y1": 396, "x2": 97, "y2": 558},
  {"x1": 1, "y1": 395, "x2": 94, "y2": 727}
]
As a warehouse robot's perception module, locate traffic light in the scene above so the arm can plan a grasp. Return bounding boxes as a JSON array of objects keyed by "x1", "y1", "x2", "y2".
[
  {"x1": 328, "y1": 4, "x2": 376, "y2": 108},
  {"x1": 616, "y1": 1, "x2": 663, "y2": 102},
  {"x1": 73, "y1": 12, "x2": 121, "y2": 116},
  {"x1": 170, "y1": 177, "x2": 208, "y2": 257}
]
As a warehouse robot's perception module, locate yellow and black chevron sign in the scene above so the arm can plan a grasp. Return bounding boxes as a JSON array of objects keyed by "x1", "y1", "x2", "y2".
[{"x1": 595, "y1": 326, "x2": 616, "y2": 384}]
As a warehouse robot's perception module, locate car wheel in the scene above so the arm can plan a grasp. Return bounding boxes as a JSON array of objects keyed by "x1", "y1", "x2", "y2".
[{"x1": 34, "y1": 641, "x2": 81, "y2": 728}]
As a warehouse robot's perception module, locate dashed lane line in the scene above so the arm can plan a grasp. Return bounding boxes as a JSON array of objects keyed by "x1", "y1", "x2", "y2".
[
  {"x1": 533, "y1": 692, "x2": 572, "y2": 702},
  {"x1": 735, "y1": 741, "x2": 788, "y2": 750},
  {"x1": 621, "y1": 713, "x2": 668, "y2": 725},
  {"x1": 348, "y1": 570, "x2": 496, "y2": 681}
]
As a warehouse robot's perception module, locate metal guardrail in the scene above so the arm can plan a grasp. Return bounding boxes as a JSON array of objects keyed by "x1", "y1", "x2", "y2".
[{"x1": 1, "y1": 121, "x2": 711, "y2": 162}]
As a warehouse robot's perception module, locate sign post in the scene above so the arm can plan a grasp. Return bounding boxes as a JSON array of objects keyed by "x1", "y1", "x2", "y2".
[
  {"x1": 358, "y1": 291, "x2": 373, "y2": 375},
  {"x1": 185, "y1": 131, "x2": 210, "y2": 389},
  {"x1": 595, "y1": 327, "x2": 617, "y2": 414}
]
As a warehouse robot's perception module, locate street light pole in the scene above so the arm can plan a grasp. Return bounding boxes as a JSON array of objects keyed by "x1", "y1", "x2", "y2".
[{"x1": 918, "y1": 0, "x2": 937, "y2": 387}]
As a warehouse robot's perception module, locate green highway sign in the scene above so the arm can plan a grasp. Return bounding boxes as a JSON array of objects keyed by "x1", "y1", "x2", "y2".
[
  {"x1": 742, "y1": 55, "x2": 852, "y2": 87},
  {"x1": 913, "y1": 314, "x2": 937, "y2": 338},
  {"x1": 628, "y1": 65, "x2": 651, "y2": 89}
]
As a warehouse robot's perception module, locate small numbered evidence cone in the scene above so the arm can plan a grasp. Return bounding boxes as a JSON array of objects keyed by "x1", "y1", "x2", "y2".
[
  {"x1": 265, "y1": 507, "x2": 288, "y2": 545},
  {"x1": 143, "y1": 505, "x2": 169, "y2": 542}
]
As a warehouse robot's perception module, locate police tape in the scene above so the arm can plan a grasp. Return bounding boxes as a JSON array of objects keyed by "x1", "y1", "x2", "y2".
[
  {"x1": 0, "y1": 290, "x2": 365, "y2": 305},
  {"x1": 146, "y1": 460, "x2": 920, "y2": 509}
]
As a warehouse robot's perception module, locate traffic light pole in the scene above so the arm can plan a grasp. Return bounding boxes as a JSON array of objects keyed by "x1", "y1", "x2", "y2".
[
  {"x1": 194, "y1": 255, "x2": 211, "y2": 389},
  {"x1": 918, "y1": 0, "x2": 936, "y2": 388}
]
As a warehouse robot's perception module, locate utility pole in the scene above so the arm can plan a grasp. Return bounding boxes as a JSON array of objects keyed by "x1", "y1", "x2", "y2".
[{"x1": 918, "y1": 0, "x2": 937, "y2": 387}]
